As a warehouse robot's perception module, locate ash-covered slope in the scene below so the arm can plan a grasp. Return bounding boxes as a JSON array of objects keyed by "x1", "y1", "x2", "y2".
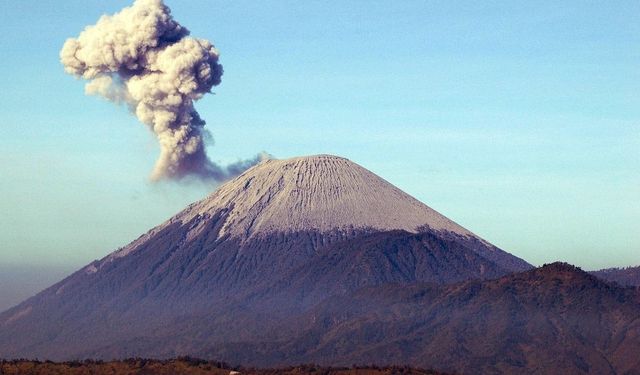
[
  {"x1": 0, "y1": 154, "x2": 530, "y2": 360},
  {"x1": 103, "y1": 155, "x2": 528, "y2": 271},
  {"x1": 157, "y1": 155, "x2": 475, "y2": 241}
]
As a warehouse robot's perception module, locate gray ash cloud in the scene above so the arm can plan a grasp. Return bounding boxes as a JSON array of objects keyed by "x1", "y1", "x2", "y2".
[{"x1": 61, "y1": 0, "x2": 266, "y2": 182}]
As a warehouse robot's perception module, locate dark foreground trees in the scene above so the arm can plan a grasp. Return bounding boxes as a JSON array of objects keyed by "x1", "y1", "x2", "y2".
[{"x1": 0, "y1": 359, "x2": 451, "y2": 375}]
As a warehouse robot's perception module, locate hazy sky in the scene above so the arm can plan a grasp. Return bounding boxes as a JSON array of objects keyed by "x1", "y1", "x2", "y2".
[{"x1": 0, "y1": 0, "x2": 638, "y2": 309}]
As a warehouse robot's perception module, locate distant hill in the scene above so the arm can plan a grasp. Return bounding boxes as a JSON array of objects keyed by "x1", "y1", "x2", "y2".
[
  {"x1": 200, "y1": 263, "x2": 640, "y2": 374},
  {"x1": 591, "y1": 265, "x2": 640, "y2": 286}
]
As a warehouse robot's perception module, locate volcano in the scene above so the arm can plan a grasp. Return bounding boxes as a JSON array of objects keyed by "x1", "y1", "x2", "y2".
[{"x1": 1, "y1": 155, "x2": 532, "y2": 363}]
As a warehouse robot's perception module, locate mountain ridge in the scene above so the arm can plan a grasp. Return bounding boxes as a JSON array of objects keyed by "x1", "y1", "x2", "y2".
[
  {"x1": 208, "y1": 263, "x2": 640, "y2": 374},
  {"x1": 0, "y1": 154, "x2": 558, "y2": 372},
  {"x1": 38, "y1": 263, "x2": 638, "y2": 374},
  {"x1": 591, "y1": 265, "x2": 640, "y2": 287},
  {"x1": 79, "y1": 154, "x2": 530, "y2": 278}
]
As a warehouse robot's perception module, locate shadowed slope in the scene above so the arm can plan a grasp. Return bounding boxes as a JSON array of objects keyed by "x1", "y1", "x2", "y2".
[{"x1": 199, "y1": 264, "x2": 640, "y2": 374}]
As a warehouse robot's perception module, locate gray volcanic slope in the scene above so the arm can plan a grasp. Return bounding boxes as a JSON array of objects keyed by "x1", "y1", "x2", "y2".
[{"x1": 0, "y1": 154, "x2": 531, "y2": 362}]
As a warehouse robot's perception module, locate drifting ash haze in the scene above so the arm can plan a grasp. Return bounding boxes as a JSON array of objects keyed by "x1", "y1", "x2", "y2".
[{"x1": 60, "y1": 0, "x2": 264, "y2": 182}]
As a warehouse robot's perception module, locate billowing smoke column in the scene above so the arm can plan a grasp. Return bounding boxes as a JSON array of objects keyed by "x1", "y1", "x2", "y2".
[{"x1": 60, "y1": 0, "x2": 266, "y2": 182}]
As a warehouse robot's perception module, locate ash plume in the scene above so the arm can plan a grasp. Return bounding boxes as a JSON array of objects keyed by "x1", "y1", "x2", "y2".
[{"x1": 60, "y1": 0, "x2": 264, "y2": 182}]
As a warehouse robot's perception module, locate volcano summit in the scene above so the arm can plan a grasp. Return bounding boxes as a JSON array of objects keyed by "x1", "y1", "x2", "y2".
[
  {"x1": 1, "y1": 155, "x2": 533, "y2": 364},
  {"x1": 179, "y1": 154, "x2": 474, "y2": 238}
]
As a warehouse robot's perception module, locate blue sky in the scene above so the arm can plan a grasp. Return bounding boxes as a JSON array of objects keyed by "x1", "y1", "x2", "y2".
[{"x1": 0, "y1": 0, "x2": 638, "y2": 302}]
